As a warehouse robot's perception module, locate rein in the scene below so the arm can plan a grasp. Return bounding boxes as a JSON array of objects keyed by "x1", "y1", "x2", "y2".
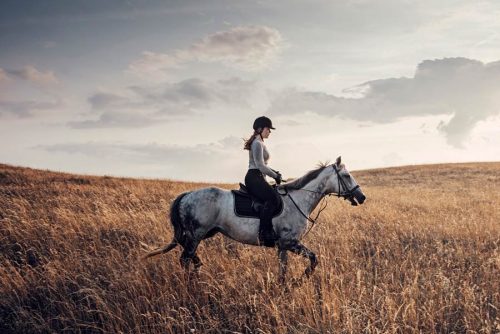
[
  {"x1": 287, "y1": 190, "x2": 330, "y2": 238},
  {"x1": 281, "y1": 164, "x2": 359, "y2": 237}
]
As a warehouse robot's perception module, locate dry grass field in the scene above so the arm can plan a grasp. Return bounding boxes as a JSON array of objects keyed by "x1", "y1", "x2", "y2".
[{"x1": 0, "y1": 162, "x2": 498, "y2": 333}]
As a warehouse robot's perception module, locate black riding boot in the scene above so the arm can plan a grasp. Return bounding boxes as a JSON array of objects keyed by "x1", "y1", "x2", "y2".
[{"x1": 259, "y1": 202, "x2": 277, "y2": 247}]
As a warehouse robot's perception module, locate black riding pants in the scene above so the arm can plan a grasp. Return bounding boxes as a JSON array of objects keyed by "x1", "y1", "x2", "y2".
[{"x1": 244, "y1": 169, "x2": 280, "y2": 231}]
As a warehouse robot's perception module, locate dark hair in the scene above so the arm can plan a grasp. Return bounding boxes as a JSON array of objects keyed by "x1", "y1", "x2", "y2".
[{"x1": 243, "y1": 129, "x2": 262, "y2": 150}]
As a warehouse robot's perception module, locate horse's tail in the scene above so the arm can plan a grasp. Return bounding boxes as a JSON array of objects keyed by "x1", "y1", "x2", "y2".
[
  {"x1": 170, "y1": 191, "x2": 190, "y2": 245},
  {"x1": 143, "y1": 192, "x2": 190, "y2": 260},
  {"x1": 143, "y1": 241, "x2": 178, "y2": 259}
]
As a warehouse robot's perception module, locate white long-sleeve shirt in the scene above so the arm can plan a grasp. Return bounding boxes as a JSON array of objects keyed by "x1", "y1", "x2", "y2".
[{"x1": 248, "y1": 136, "x2": 278, "y2": 179}]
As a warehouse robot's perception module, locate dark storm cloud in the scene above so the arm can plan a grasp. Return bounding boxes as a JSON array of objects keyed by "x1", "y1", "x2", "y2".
[{"x1": 268, "y1": 58, "x2": 500, "y2": 147}]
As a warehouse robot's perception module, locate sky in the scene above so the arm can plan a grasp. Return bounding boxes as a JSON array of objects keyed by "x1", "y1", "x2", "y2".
[{"x1": 0, "y1": 0, "x2": 499, "y2": 182}]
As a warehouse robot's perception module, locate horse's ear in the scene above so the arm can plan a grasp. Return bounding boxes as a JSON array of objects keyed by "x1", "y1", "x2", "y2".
[{"x1": 336, "y1": 156, "x2": 341, "y2": 166}]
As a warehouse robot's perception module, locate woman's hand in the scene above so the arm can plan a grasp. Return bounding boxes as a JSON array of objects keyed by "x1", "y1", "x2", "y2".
[{"x1": 274, "y1": 172, "x2": 282, "y2": 185}]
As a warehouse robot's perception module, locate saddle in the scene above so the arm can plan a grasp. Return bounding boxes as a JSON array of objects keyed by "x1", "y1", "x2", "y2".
[{"x1": 231, "y1": 183, "x2": 284, "y2": 218}]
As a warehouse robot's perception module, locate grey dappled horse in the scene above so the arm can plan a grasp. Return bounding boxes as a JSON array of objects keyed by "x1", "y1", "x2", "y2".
[{"x1": 145, "y1": 157, "x2": 366, "y2": 282}]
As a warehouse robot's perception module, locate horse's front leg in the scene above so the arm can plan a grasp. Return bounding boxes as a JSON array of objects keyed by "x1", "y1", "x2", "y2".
[
  {"x1": 288, "y1": 241, "x2": 318, "y2": 278},
  {"x1": 277, "y1": 246, "x2": 288, "y2": 285}
]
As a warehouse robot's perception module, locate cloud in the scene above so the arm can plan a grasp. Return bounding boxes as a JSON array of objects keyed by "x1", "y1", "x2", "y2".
[
  {"x1": 0, "y1": 66, "x2": 62, "y2": 118},
  {"x1": 68, "y1": 110, "x2": 160, "y2": 129},
  {"x1": 88, "y1": 92, "x2": 131, "y2": 110},
  {"x1": 268, "y1": 57, "x2": 500, "y2": 147},
  {"x1": 36, "y1": 136, "x2": 244, "y2": 181},
  {"x1": 0, "y1": 99, "x2": 61, "y2": 118},
  {"x1": 7, "y1": 65, "x2": 59, "y2": 85},
  {"x1": 0, "y1": 68, "x2": 10, "y2": 83},
  {"x1": 129, "y1": 25, "x2": 284, "y2": 76},
  {"x1": 128, "y1": 51, "x2": 181, "y2": 75},
  {"x1": 187, "y1": 25, "x2": 284, "y2": 69},
  {"x1": 37, "y1": 136, "x2": 243, "y2": 162},
  {"x1": 139, "y1": 77, "x2": 256, "y2": 109},
  {"x1": 279, "y1": 119, "x2": 302, "y2": 127},
  {"x1": 71, "y1": 77, "x2": 256, "y2": 128}
]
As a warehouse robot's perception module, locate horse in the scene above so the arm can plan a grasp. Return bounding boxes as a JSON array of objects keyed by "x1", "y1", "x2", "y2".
[{"x1": 145, "y1": 156, "x2": 366, "y2": 282}]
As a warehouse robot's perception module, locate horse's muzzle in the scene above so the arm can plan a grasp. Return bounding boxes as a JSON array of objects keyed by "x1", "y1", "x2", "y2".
[{"x1": 352, "y1": 187, "x2": 366, "y2": 205}]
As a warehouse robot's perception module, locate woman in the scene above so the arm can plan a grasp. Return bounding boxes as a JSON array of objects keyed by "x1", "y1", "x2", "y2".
[{"x1": 244, "y1": 116, "x2": 282, "y2": 246}]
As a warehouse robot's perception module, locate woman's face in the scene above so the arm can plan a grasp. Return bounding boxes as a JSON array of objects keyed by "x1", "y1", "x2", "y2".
[{"x1": 261, "y1": 127, "x2": 271, "y2": 139}]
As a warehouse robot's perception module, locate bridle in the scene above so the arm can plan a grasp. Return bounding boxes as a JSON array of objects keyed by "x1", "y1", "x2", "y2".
[
  {"x1": 332, "y1": 164, "x2": 360, "y2": 200},
  {"x1": 279, "y1": 164, "x2": 360, "y2": 236}
]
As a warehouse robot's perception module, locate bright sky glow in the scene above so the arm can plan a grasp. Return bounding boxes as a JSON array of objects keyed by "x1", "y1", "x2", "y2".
[{"x1": 1, "y1": 0, "x2": 499, "y2": 182}]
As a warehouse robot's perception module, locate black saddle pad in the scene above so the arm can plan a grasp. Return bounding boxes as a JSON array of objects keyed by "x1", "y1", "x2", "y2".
[{"x1": 231, "y1": 183, "x2": 284, "y2": 218}]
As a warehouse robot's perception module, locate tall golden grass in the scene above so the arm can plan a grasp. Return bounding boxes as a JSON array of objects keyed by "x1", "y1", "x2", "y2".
[{"x1": 0, "y1": 162, "x2": 498, "y2": 333}]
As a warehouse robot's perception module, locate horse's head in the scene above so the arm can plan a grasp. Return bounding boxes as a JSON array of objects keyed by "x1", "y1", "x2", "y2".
[{"x1": 325, "y1": 156, "x2": 366, "y2": 205}]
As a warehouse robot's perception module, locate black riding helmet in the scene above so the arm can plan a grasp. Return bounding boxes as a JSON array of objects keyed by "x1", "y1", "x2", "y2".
[{"x1": 253, "y1": 116, "x2": 276, "y2": 131}]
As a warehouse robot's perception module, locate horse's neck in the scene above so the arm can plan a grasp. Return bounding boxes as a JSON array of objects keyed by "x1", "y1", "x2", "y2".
[{"x1": 290, "y1": 173, "x2": 327, "y2": 215}]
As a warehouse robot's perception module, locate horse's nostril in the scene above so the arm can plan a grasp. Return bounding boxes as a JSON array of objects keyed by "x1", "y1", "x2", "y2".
[
  {"x1": 352, "y1": 188, "x2": 366, "y2": 205},
  {"x1": 355, "y1": 193, "x2": 366, "y2": 204}
]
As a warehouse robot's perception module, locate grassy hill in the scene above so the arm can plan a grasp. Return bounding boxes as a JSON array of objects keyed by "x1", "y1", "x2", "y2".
[{"x1": 0, "y1": 162, "x2": 498, "y2": 333}]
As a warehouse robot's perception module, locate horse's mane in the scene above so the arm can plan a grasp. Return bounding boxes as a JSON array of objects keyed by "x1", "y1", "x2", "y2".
[{"x1": 282, "y1": 162, "x2": 329, "y2": 190}]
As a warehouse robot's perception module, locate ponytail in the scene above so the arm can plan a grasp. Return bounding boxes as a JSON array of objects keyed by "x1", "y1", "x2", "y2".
[{"x1": 243, "y1": 129, "x2": 262, "y2": 150}]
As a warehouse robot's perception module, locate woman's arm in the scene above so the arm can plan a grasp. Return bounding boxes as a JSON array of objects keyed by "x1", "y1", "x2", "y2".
[{"x1": 252, "y1": 140, "x2": 278, "y2": 179}]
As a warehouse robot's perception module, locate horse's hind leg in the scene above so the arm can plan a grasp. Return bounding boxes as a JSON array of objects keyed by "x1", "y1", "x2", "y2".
[
  {"x1": 179, "y1": 237, "x2": 201, "y2": 270},
  {"x1": 179, "y1": 227, "x2": 219, "y2": 270},
  {"x1": 192, "y1": 255, "x2": 202, "y2": 269}
]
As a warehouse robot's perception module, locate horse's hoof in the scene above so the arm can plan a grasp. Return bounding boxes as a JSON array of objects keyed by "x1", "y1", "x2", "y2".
[{"x1": 290, "y1": 277, "x2": 304, "y2": 288}]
